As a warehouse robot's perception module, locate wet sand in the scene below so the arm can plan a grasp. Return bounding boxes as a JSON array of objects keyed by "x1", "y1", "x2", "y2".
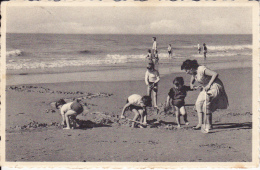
[{"x1": 5, "y1": 67, "x2": 252, "y2": 162}]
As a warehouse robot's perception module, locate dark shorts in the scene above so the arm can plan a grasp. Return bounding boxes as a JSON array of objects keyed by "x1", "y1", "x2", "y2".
[
  {"x1": 149, "y1": 82, "x2": 158, "y2": 92},
  {"x1": 168, "y1": 51, "x2": 172, "y2": 54},
  {"x1": 172, "y1": 100, "x2": 185, "y2": 108},
  {"x1": 71, "y1": 101, "x2": 83, "y2": 114}
]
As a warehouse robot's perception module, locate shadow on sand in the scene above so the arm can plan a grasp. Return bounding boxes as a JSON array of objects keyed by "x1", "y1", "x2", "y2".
[
  {"x1": 213, "y1": 122, "x2": 252, "y2": 130},
  {"x1": 75, "y1": 119, "x2": 112, "y2": 130}
]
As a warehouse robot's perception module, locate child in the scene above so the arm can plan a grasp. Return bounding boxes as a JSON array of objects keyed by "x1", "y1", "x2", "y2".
[
  {"x1": 145, "y1": 61, "x2": 160, "y2": 108},
  {"x1": 121, "y1": 94, "x2": 152, "y2": 128},
  {"x1": 203, "y1": 43, "x2": 207, "y2": 59},
  {"x1": 168, "y1": 44, "x2": 172, "y2": 58},
  {"x1": 146, "y1": 49, "x2": 152, "y2": 61},
  {"x1": 154, "y1": 50, "x2": 159, "y2": 65},
  {"x1": 56, "y1": 99, "x2": 84, "y2": 129},
  {"x1": 165, "y1": 77, "x2": 197, "y2": 128},
  {"x1": 197, "y1": 44, "x2": 201, "y2": 54}
]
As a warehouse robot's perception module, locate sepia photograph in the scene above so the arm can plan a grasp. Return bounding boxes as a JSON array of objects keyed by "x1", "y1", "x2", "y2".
[{"x1": 1, "y1": 1, "x2": 259, "y2": 168}]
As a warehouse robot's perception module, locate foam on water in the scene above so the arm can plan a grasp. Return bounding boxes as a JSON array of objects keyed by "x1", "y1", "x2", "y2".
[
  {"x1": 6, "y1": 34, "x2": 252, "y2": 70},
  {"x1": 5, "y1": 49, "x2": 23, "y2": 57},
  {"x1": 206, "y1": 44, "x2": 252, "y2": 51}
]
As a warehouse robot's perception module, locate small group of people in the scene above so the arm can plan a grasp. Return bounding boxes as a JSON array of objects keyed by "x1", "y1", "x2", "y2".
[
  {"x1": 120, "y1": 57, "x2": 229, "y2": 133},
  {"x1": 198, "y1": 43, "x2": 207, "y2": 59},
  {"x1": 146, "y1": 37, "x2": 159, "y2": 64},
  {"x1": 146, "y1": 37, "x2": 173, "y2": 64},
  {"x1": 55, "y1": 36, "x2": 228, "y2": 133}
]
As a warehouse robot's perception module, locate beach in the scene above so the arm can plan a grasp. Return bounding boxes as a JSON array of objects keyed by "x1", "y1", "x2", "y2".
[
  {"x1": 5, "y1": 65, "x2": 252, "y2": 162},
  {"x1": 4, "y1": 33, "x2": 254, "y2": 163}
]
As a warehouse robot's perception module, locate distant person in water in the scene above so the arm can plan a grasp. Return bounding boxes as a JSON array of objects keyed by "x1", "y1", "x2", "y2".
[
  {"x1": 197, "y1": 44, "x2": 201, "y2": 54},
  {"x1": 152, "y1": 37, "x2": 157, "y2": 59},
  {"x1": 203, "y1": 43, "x2": 207, "y2": 59},
  {"x1": 168, "y1": 44, "x2": 172, "y2": 58},
  {"x1": 145, "y1": 61, "x2": 160, "y2": 108},
  {"x1": 154, "y1": 50, "x2": 159, "y2": 65},
  {"x1": 146, "y1": 49, "x2": 153, "y2": 61}
]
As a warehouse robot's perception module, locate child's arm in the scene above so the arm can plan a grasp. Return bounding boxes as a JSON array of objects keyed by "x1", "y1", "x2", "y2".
[
  {"x1": 164, "y1": 95, "x2": 171, "y2": 112},
  {"x1": 121, "y1": 103, "x2": 132, "y2": 118},
  {"x1": 185, "y1": 85, "x2": 203, "y2": 91},
  {"x1": 189, "y1": 75, "x2": 196, "y2": 89},
  {"x1": 165, "y1": 95, "x2": 171, "y2": 107},
  {"x1": 60, "y1": 107, "x2": 66, "y2": 125},
  {"x1": 153, "y1": 70, "x2": 160, "y2": 84},
  {"x1": 184, "y1": 85, "x2": 194, "y2": 91},
  {"x1": 145, "y1": 71, "x2": 149, "y2": 85}
]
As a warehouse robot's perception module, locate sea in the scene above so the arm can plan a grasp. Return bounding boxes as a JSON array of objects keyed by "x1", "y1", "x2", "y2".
[
  {"x1": 6, "y1": 34, "x2": 252, "y2": 70},
  {"x1": 4, "y1": 34, "x2": 252, "y2": 85}
]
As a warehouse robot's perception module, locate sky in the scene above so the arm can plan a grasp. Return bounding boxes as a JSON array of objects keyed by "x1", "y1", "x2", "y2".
[{"x1": 6, "y1": 5, "x2": 253, "y2": 34}]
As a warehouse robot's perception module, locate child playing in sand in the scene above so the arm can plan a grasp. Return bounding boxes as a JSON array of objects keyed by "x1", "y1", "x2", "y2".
[
  {"x1": 165, "y1": 77, "x2": 198, "y2": 128},
  {"x1": 121, "y1": 94, "x2": 152, "y2": 128},
  {"x1": 56, "y1": 99, "x2": 84, "y2": 129},
  {"x1": 145, "y1": 61, "x2": 160, "y2": 108}
]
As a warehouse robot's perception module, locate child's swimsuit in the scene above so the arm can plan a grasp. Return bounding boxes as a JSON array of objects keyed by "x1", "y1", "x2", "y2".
[
  {"x1": 168, "y1": 86, "x2": 191, "y2": 108},
  {"x1": 70, "y1": 101, "x2": 84, "y2": 114},
  {"x1": 126, "y1": 94, "x2": 144, "y2": 110}
]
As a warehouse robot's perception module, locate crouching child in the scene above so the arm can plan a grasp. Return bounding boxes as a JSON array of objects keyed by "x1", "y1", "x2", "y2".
[
  {"x1": 120, "y1": 94, "x2": 152, "y2": 128},
  {"x1": 56, "y1": 99, "x2": 84, "y2": 130}
]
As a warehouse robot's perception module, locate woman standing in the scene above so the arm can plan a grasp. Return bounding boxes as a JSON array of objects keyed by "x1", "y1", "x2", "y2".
[{"x1": 181, "y1": 59, "x2": 228, "y2": 133}]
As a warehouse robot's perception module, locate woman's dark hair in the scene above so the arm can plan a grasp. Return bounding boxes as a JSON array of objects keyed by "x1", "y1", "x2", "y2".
[
  {"x1": 173, "y1": 77, "x2": 184, "y2": 86},
  {"x1": 142, "y1": 96, "x2": 152, "y2": 107},
  {"x1": 55, "y1": 99, "x2": 66, "y2": 109},
  {"x1": 181, "y1": 59, "x2": 199, "y2": 70},
  {"x1": 148, "y1": 49, "x2": 151, "y2": 53}
]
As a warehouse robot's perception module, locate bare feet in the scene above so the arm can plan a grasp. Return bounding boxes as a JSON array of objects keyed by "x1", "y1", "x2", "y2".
[
  {"x1": 63, "y1": 127, "x2": 71, "y2": 130},
  {"x1": 193, "y1": 124, "x2": 201, "y2": 130}
]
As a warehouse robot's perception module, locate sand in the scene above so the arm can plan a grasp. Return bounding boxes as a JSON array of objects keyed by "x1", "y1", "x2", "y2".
[{"x1": 5, "y1": 67, "x2": 252, "y2": 162}]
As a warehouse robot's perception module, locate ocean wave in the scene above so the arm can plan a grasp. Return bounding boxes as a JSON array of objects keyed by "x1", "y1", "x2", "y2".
[
  {"x1": 79, "y1": 50, "x2": 91, "y2": 53},
  {"x1": 106, "y1": 53, "x2": 176, "y2": 60},
  {"x1": 6, "y1": 57, "x2": 128, "y2": 70},
  {"x1": 196, "y1": 44, "x2": 252, "y2": 51},
  {"x1": 6, "y1": 48, "x2": 251, "y2": 70},
  {"x1": 192, "y1": 51, "x2": 252, "y2": 58},
  {"x1": 6, "y1": 49, "x2": 23, "y2": 57},
  {"x1": 5, "y1": 52, "x2": 184, "y2": 70}
]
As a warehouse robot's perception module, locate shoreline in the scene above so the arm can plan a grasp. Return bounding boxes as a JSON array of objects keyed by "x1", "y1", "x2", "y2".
[
  {"x1": 6, "y1": 55, "x2": 251, "y2": 76},
  {"x1": 6, "y1": 59, "x2": 252, "y2": 85}
]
